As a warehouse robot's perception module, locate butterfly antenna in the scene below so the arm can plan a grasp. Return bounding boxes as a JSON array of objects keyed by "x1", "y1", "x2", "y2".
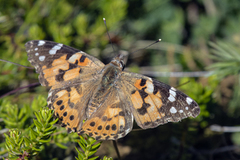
[
  {"x1": 0, "y1": 59, "x2": 34, "y2": 69},
  {"x1": 103, "y1": 18, "x2": 116, "y2": 53},
  {"x1": 175, "y1": 80, "x2": 190, "y2": 88},
  {"x1": 131, "y1": 39, "x2": 162, "y2": 54}
]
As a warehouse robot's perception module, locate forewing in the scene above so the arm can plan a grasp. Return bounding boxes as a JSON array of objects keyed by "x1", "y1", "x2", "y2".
[
  {"x1": 26, "y1": 40, "x2": 104, "y2": 87},
  {"x1": 78, "y1": 88, "x2": 133, "y2": 140},
  {"x1": 120, "y1": 72, "x2": 200, "y2": 129}
]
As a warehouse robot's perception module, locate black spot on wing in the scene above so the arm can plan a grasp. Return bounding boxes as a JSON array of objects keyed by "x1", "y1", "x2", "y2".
[
  {"x1": 80, "y1": 55, "x2": 86, "y2": 62},
  {"x1": 66, "y1": 87, "x2": 71, "y2": 92},
  {"x1": 105, "y1": 125, "x2": 110, "y2": 130},
  {"x1": 56, "y1": 100, "x2": 63, "y2": 105},
  {"x1": 70, "y1": 115, "x2": 74, "y2": 120},
  {"x1": 90, "y1": 122, "x2": 95, "y2": 127},
  {"x1": 69, "y1": 63, "x2": 77, "y2": 69},
  {"x1": 112, "y1": 124, "x2": 117, "y2": 131},
  {"x1": 137, "y1": 103, "x2": 150, "y2": 115},
  {"x1": 140, "y1": 79, "x2": 146, "y2": 86},
  {"x1": 55, "y1": 69, "x2": 65, "y2": 82},
  {"x1": 138, "y1": 89, "x2": 148, "y2": 99},
  {"x1": 63, "y1": 112, "x2": 67, "y2": 117},
  {"x1": 97, "y1": 126, "x2": 102, "y2": 130},
  {"x1": 60, "y1": 105, "x2": 65, "y2": 110}
]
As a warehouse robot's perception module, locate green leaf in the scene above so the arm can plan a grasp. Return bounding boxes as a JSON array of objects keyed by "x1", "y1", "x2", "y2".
[
  {"x1": 88, "y1": 156, "x2": 99, "y2": 160},
  {"x1": 78, "y1": 141, "x2": 86, "y2": 152},
  {"x1": 33, "y1": 119, "x2": 43, "y2": 130},
  {"x1": 38, "y1": 138, "x2": 51, "y2": 143},
  {"x1": 55, "y1": 142, "x2": 68, "y2": 149},
  {"x1": 91, "y1": 142, "x2": 101, "y2": 150}
]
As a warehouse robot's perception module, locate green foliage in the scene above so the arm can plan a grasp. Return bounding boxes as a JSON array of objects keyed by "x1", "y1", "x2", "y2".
[
  {"x1": 208, "y1": 41, "x2": 240, "y2": 79},
  {"x1": 4, "y1": 107, "x2": 58, "y2": 159},
  {"x1": 0, "y1": 96, "x2": 80, "y2": 159},
  {"x1": 75, "y1": 135, "x2": 102, "y2": 160},
  {"x1": 208, "y1": 41, "x2": 240, "y2": 115},
  {"x1": 102, "y1": 156, "x2": 113, "y2": 160},
  {"x1": 0, "y1": 101, "x2": 30, "y2": 129}
]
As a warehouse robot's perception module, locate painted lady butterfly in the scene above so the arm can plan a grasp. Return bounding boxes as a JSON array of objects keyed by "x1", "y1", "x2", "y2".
[{"x1": 26, "y1": 40, "x2": 200, "y2": 140}]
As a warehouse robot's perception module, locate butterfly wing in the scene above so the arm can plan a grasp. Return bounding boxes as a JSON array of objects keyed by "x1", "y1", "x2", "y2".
[
  {"x1": 26, "y1": 40, "x2": 104, "y2": 87},
  {"x1": 26, "y1": 40, "x2": 105, "y2": 132},
  {"x1": 119, "y1": 72, "x2": 200, "y2": 129},
  {"x1": 78, "y1": 88, "x2": 134, "y2": 140}
]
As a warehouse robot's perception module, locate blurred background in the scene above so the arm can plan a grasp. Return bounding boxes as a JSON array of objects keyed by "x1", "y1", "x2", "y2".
[{"x1": 1, "y1": 0, "x2": 240, "y2": 159}]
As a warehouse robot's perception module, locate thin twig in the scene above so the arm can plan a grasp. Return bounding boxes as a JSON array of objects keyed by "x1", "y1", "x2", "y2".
[
  {"x1": 0, "y1": 128, "x2": 9, "y2": 134},
  {"x1": 210, "y1": 125, "x2": 240, "y2": 133},
  {"x1": 139, "y1": 71, "x2": 211, "y2": 77},
  {"x1": 198, "y1": 145, "x2": 240, "y2": 155},
  {"x1": 0, "y1": 82, "x2": 40, "y2": 99},
  {"x1": 112, "y1": 140, "x2": 121, "y2": 160}
]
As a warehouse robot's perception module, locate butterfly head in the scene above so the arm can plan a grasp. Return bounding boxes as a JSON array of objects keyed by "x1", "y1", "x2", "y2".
[{"x1": 110, "y1": 54, "x2": 125, "y2": 71}]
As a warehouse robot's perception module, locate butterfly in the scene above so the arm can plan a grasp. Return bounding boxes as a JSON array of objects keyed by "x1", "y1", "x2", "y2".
[{"x1": 26, "y1": 40, "x2": 200, "y2": 140}]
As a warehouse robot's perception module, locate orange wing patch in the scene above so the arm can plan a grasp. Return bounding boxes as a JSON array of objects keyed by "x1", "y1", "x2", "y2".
[
  {"x1": 63, "y1": 68, "x2": 81, "y2": 81},
  {"x1": 131, "y1": 91, "x2": 143, "y2": 109},
  {"x1": 40, "y1": 53, "x2": 95, "y2": 87},
  {"x1": 52, "y1": 55, "x2": 68, "y2": 66}
]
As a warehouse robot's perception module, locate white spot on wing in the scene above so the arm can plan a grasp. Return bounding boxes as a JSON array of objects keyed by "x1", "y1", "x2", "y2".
[
  {"x1": 39, "y1": 56, "x2": 45, "y2": 61},
  {"x1": 179, "y1": 110, "x2": 183, "y2": 113},
  {"x1": 145, "y1": 81, "x2": 154, "y2": 94},
  {"x1": 170, "y1": 107, "x2": 177, "y2": 114},
  {"x1": 168, "y1": 95, "x2": 175, "y2": 102},
  {"x1": 38, "y1": 40, "x2": 45, "y2": 46},
  {"x1": 35, "y1": 53, "x2": 39, "y2": 56},
  {"x1": 168, "y1": 89, "x2": 176, "y2": 102},
  {"x1": 49, "y1": 43, "x2": 63, "y2": 55},
  {"x1": 171, "y1": 87, "x2": 176, "y2": 91},
  {"x1": 185, "y1": 107, "x2": 189, "y2": 110},
  {"x1": 49, "y1": 49, "x2": 57, "y2": 55},
  {"x1": 69, "y1": 54, "x2": 78, "y2": 62},
  {"x1": 186, "y1": 97, "x2": 193, "y2": 105},
  {"x1": 34, "y1": 48, "x2": 38, "y2": 51}
]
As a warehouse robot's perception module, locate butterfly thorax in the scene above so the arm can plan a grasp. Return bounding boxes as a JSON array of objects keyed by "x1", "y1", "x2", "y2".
[{"x1": 87, "y1": 58, "x2": 123, "y2": 117}]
